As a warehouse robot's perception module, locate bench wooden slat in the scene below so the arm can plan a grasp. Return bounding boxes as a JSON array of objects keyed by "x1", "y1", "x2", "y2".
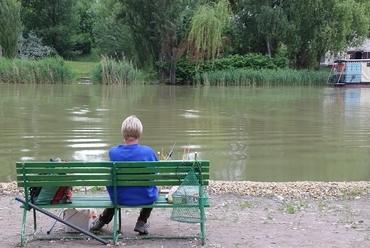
[
  {"x1": 17, "y1": 181, "x2": 113, "y2": 188},
  {"x1": 17, "y1": 174, "x2": 112, "y2": 181},
  {"x1": 16, "y1": 168, "x2": 112, "y2": 174},
  {"x1": 23, "y1": 194, "x2": 211, "y2": 209}
]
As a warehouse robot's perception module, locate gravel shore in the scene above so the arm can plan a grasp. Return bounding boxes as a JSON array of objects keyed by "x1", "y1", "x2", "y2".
[{"x1": 2, "y1": 180, "x2": 370, "y2": 199}]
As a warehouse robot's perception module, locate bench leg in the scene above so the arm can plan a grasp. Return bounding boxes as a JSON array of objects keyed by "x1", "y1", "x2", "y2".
[
  {"x1": 199, "y1": 196, "x2": 206, "y2": 245},
  {"x1": 112, "y1": 207, "x2": 119, "y2": 244},
  {"x1": 32, "y1": 208, "x2": 37, "y2": 232},
  {"x1": 118, "y1": 208, "x2": 122, "y2": 233},
  {"x1": 200, "y1": 221, "x2": 205, "y2": 245},
  {"x1": 20, "y1": 207, "x2": 28, "y2": 246}
]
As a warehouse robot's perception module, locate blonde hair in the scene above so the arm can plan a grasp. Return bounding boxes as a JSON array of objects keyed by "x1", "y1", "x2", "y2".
[{"x1": 121, "y1": 115, "x2": 143, "y2": 141}]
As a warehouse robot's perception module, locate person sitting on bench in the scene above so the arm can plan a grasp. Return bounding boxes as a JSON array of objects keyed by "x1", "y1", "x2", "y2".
[{"x1": 90, "y1": 115, "x2": 158, "y2": 235}]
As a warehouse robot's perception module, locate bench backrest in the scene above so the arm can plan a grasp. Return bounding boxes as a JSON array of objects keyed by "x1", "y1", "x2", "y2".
[{"x1": 16, "y1": 160, "x2": 210, "y2": 188}]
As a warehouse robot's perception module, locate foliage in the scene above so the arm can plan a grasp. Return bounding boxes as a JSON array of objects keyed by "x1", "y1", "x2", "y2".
[
  {"x1": 229, "y1": 0, "x2": 370, "y2": 69},
  {"x1": 114, "y1": 0, "x2": 198, "y2": 84},
  {"x1": 13, "y1": 0, "x2": 370, "y2": 83},
  {"x1": 21, "y1": 0, "x2": 79, "y2": 59},
  {"x1": 0, "y1": 0, "x2": 22, "y2": 58},
  {"x1": 176, "y1": 53, "x2": 288, "y2": 84},
  {"x1": 194, "y1": 69, "x2": 328, "y2": 86},
  {"x1": 255, "y1": 4, "x2": 290, "y2": 59},
  {"x1": 71, "y1": 48, "x2": 100, "y2": 62},
  {"x1": 73, "y1": 33, "x2": 92, "y2": 56},
  {"x1": 90, "y1": 55, "x2": 145, "y2": 84},
  {"x1": 193, "y1": 68, "x2": 328, "y2": 86},
  {"x1": 0, "y1": 57, "x2": 73, "y2": 83},
  {"x1": 18, "y1": 32, "x2": 55, "y2": 60},
  {"x1": 187, "y1": 0, "x2": 231, "y2": 63},
  {"x1": 75, "y1": 0, "x2": 95, "y2": 55},
  {"x1": 92, "y1": 1, "x2": 136, "y2": 62}
]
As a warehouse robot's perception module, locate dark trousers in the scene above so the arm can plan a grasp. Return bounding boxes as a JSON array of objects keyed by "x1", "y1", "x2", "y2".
[{"x1": 99, "y1": 207, "x2": 153, "y2": 224}]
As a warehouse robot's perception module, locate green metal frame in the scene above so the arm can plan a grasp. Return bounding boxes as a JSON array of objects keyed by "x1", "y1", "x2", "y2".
[{"x1": 15, "y1": 160, "x2": 210, "y2": 246}]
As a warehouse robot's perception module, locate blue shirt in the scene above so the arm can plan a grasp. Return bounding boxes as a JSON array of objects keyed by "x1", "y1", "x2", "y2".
[{"x1": 107, "y1": 143, "x2": 158, "y2": 206}]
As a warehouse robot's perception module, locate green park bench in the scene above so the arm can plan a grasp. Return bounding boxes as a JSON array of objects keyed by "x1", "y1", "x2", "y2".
[{"x1": 15, "y1": 160, "x2": 210, "y2": 246}]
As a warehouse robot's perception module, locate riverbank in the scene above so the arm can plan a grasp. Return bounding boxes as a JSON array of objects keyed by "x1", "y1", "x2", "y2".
[
  {"x1": 3, "y1": 180, "x2": 370, "y2": 199},
  {"x1": 1, "y1": 181, "x2": 370, "y2": 247}
]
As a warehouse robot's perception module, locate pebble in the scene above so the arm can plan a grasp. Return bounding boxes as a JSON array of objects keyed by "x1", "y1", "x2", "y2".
[
  {"x1": 206, "y1": 180, "x2": 370, "y2": 199},
  {"x1": 2, "y1": 180, "x2": 370, "y2": 199}
]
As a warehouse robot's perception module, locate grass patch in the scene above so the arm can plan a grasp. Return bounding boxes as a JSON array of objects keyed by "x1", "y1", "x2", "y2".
[
  {"x1": 65, "y1": 61, "x2": 98, "y2": 81},
  {"x1": 65, "y1": 48, "x2": 101, "y2": 82},
  {"x1": 279, "y1": 200, "x2": 308, "y2": 214},
  {"x1": 318, "y1": 202, "x2": 328, "y2": 212},
  {"x1": 340, "y1": 188, "x2": 368, "y2": 199},
  {"x1": 284, "y1": 204, "x2": 296, "y2": 214},
  {"x1": 240, "y1": 201, "x2": 253, "y2": 210}
]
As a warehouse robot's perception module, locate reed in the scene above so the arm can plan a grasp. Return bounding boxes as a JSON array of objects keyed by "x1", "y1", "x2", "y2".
[
  {"x1": 0, "y1": 57, "x2": 72, "y2": 84},
  {"x1": 90, "y1": 55, "x2": 145, "y2": 84},
  {"x1": 193, "y1": 68, "x2": 328, "y2": 86}
]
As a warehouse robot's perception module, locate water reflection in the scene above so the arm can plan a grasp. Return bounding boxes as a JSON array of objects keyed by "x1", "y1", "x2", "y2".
[
  {"x1": 72, "y1": 150, "x2": 108, "y2": 161},
  {"x1": 1, "y1": 84, "x2": 370, "y2": 182}
]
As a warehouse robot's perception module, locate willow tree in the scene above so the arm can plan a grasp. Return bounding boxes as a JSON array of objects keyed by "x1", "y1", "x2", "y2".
[
  {"x1": 0, "y1": 0, "x2": 22, "y2": 58},
  {"x1": 187, "y1": 0, "x2": 231, "y2": 64}
]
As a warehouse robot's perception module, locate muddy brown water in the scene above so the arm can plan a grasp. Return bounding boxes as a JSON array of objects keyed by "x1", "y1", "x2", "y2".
[{"x1": 1, "y1": 84, "x2": 370, "y2": 182}]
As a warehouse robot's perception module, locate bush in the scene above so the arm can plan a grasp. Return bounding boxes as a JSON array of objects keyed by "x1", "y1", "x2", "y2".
[
  {"x1": 18, "y1": 32, "x2": 55, "y2": 60},
  {"x1": 174, "y1": 53, "x2": 288, "y2": 84}
]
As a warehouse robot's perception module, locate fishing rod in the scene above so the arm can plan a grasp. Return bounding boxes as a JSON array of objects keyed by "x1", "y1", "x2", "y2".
[{"x1": 166, "y1": 141, "x2": 176, "y2": 160}]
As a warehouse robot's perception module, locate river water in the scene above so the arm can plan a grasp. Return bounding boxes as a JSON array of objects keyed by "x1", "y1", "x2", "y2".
[{"x1": 1, "y1": 83, "x2": 370, "y2": 183}]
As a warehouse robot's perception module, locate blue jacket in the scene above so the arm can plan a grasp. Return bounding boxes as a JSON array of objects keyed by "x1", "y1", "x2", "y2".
[{"x1": 107, "y1": 143, "x2": 158, "y2": 206}]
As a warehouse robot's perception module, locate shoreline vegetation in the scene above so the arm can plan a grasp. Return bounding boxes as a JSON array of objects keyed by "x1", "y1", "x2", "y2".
[
  {"x1": 2, "y1": 180, "x2": 370, "y2": 199},
  {"x1": 0, "y1": 57, "x2": 329, "y2": 85},
  {"x1": 0, "y1": 57, "x2": 73, "y2": 84}
]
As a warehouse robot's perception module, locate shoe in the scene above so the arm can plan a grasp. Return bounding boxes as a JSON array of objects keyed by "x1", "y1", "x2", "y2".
[
  {"x1": 90, "y1": 218, "x2": 105, "y2": 231},
  {"x1": 134, "y1": 221, "x2": 149, "y2": 235}
]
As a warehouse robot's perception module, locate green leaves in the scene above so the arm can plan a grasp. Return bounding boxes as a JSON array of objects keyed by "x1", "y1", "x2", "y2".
[
  {"x1": 187, "y1": 0, "x2": 231, "y2": 63},
  {"x1": 0, "y1": 0, "x2": 22, "y2": 58}
]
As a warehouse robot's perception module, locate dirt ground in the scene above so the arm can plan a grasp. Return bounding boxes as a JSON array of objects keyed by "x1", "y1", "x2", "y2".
[{"x1": 2, "y1": 191, "x2": 370, "y2": 248}]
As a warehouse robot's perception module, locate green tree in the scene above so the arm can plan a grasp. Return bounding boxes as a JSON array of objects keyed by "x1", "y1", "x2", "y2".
[
  {"x1": 187, "y1": 0, "x2": 231, "y2": 63},
  {"x1": 75, "y1": 0, "x2": 96, "y2": 55},
  {"x1": 284, "y1": 0, "x2": 370, "y2": 69},
  {"x1": 227, "y1": 0, "x2": 270, "y2": 56},
  {"x1": 230, "y1": 0, "x2": 370, "y2": 69},
  {"x1": 21, "y1": 0, "x2": 79, "y2": 58},
  {"x1": 92, "y1": 0, "x2": 136, "y2": 61},
  {"x1": 255, "y1": 5, "x2": 290, "y2": 59},
  {"x1": 100, "y1": 0, "x2": 199, "y2": 83},
  {"x1": 0, "y1": 0, "x2": 22, "y2": 58}
]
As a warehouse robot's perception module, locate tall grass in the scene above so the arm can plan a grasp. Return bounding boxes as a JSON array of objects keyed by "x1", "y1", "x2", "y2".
[
  {"x1": 0, "y1": 57, "x2": 73, "y2": 84},
  {"x1": 193, "y1": 68, "x2": 329, "y2": 86},
  {"x1": 90, "y1": 56, "x2": 145, "y2": 84}
]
